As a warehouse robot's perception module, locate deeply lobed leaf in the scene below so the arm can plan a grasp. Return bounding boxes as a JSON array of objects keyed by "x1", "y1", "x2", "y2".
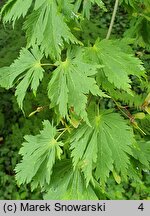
[
  {"x1": 70, "y1": 109, "x2": 134, "y2": 186},
  {"x1": 1, "y1": 0, "x2": 33, "y2": 25},
  {"x1": 48, "y1": 48, "x2": 107, "y2": 123},
  {"x1": 15, "y1": 120, "x2": 63, "y2": 190},
  {"x1": 24, "y1": 0, "x2": 80, "y2": 59},
  {"x1": 85, "y1": 39, "x2": 145, "y2": 93},
  {"x1": 44, "y1": 160, "x2": 98, "y2": 200},
  {"x1": 0, "y1": 46, "x2": 44, "y2": 110}
]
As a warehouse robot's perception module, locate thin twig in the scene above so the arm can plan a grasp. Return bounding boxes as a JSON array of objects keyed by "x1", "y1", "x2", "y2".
[{"x1": 106, "y1": 0, "x2": 119, "y2": 39}]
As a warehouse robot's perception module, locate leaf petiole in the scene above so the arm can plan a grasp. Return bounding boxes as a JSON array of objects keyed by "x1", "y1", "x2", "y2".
[
  {"x1": 56, "y1": 128, "x2": 68, "y2": 141},
  {"x1": 40, "y1": 63, "x2": 57, "y2": 67}
]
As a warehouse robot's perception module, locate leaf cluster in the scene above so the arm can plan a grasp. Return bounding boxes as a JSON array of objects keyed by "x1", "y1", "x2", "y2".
[{"x1": 0, "y1": 0, "x2": 150, "y2": 199}]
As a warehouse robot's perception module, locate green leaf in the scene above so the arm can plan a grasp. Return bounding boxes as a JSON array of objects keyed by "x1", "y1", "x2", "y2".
[
  {"x1": 74, "y1": 0, "x2": 106, "y2": 19},
  {"x1": 15, "y1": 120, "x2": 63, "y2": 190},
  {"x1": 48, "y1": 48, "x2": 107, "y2": 123},
  {"x1": 120, "y1": 0, "x2": 136, "y2": 8},
  {"x1": 0, "y1": 67, "x2": 11, "y2": 89},
  {"x1": 56, "y1": 0, "x2": 75, "y2": 19},
  {"x1": 132, "y1": 141, "x2": 150, "y2": 168},
  {"x1": 70, "y1": 108, "x2": 134, "y2": 186},
  {"x1": 96, "y1": 70, "x2": 145, "y2": 109},
  {"x1": 138, "y1": 114, "x2": 150, "y2": 135},
  {"x1": 70, "y1": 126, "x2": 98, "y2": 186},
  {"x1": 86, "y1": 39, "x2": 145, "y2": 93},
  {"x1": 1, "y1": 0, "x2": 33, "y2": 25},
  {"x1": 0, "y1": 46, "x2": 44, "y2": 110},
  {"x1": 126, "y1": 162, "x2": 141, "y2": 182},
  {"x1": 112, "y1": 170, "x2": 121, "y2": 184},
  {"x1": 44, "y1": 160, "x2": 98, "y2": 200},
  {"x1": 24, "y1": 0, "x2": 80, "y2": 59}
]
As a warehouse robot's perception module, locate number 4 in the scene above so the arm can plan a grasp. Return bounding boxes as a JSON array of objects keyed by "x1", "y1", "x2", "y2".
[{"x1": 138, "y1": 203, "x2": 144, "y2": 211}]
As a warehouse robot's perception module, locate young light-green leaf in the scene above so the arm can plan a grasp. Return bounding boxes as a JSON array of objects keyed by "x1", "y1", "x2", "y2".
[
  {"x1": 0, "y1": 46, "x2": 44, "y2": 110},
  {"x1": 15, "y1": 120, "x2": 64, "y2": 190}
]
